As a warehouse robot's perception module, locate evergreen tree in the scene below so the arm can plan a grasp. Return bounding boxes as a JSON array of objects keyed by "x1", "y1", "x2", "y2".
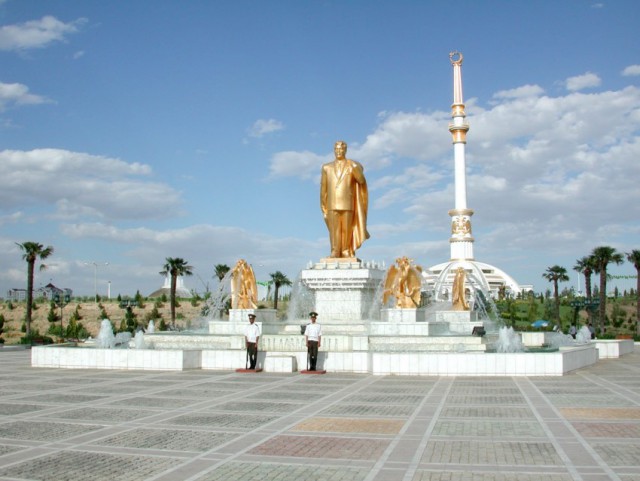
[
  {"x1": 124, "y1": 307, "x2": 137, "y2": 333},
  {"x1": 47, "y1": 303, "x2": 59, "y2": 324}
]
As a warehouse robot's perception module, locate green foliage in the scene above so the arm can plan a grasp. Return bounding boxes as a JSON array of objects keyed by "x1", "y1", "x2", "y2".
[
  {"x1": 161, "y1": 293, "x2": 168, "y2": 303},
  {"x1": 47, "y1": 304, "x2": 59, "y2": 323},
  {"x1": 143, "y1": 307, "x2": 162, "y2": 323},
  {"x1": 47, "y1": 324, "x2": 63, "y2": 336},
  {"x1": 611, "y1": 302, "x2": 627, "y2": 328},
  {"x1": 542, "y1": 300, "x2": 554, "y2": 323},
  {"x1": 158, "y1": 319, "x2": 167, "y2": 331},
  {"x1": 190, "y1": 292, "x2": 201, "y2": 307},
  {"x1": 134, "y1": 290, "x2": 145, "y2": 308},
  {"x1": 124, "y1": 307, "x2": 137, "y2": 333},
  {"x1": 20, "y1": 329, "x2": 53, "y2": 345},
  {"x1": 5, "y1": 301, "x2": 14, "y2": 311},
  {"x1": 71, "y1": 305, "x2": 83, "y2": 321}
]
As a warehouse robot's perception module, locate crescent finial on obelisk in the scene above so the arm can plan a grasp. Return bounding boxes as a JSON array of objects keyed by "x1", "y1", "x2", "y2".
[{"x1": 449, "y1": 51, "x2": 463, "y2": 66}]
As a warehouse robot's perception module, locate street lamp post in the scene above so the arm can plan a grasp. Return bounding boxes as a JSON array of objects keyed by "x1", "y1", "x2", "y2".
[
  {"x1": 85, "y1": 262, "x2": 109, "y2": 303},
  {"x1": 53, "y1": 292, "x2": 70, "y2": 340}
]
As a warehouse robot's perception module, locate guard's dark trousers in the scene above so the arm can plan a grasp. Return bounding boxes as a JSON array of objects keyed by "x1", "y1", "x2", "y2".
[
  {"x1": 247, "y1": 342, "x2": 257, "y2": 369},
  {"x1": 308, "y1": 340, "x2": 318, "y2": 370}
]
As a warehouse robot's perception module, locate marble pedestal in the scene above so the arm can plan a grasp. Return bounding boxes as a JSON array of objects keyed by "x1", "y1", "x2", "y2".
[
  {"x1": 380, "y1": 308, "x2": 427, "y2": 323},
  {"x1": 431, "y1": 310, "x2": 483, "y2": 335},
  {"x1": 300, "y1": 260, "x2": 386, "y2": 322},
  {"x1": 228, "y1": 308, "x2": 277, "y2": 323}
]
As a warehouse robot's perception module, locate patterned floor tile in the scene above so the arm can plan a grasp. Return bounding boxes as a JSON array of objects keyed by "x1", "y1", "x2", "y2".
[
  {"x1": 292, "y1": 417, "x2": 405, "y2": 434},
  {"x1": 249, "y1": 434, "x2": 389, "y2": 460}
]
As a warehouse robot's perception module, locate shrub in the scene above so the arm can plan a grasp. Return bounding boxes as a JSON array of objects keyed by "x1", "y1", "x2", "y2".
[{"x1": 20, "y1": 330, "x2": 54, "y2": 345}]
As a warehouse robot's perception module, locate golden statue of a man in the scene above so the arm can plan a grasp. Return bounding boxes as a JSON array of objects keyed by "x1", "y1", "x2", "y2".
[
  {"x1": 320, "y1": 141, "x2": 369, "y2": 258},
  {"x1": 230, "y1": 259, "x2": 258, "y2": 309},
  {"x1": 452, "y1": 267, "x2": 469, "y2": 311}
]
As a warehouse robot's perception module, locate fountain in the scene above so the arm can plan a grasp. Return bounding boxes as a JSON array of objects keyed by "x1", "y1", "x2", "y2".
[
  {"x1": 494, "y1": 326, "x2": 524, "y2": 353},
  {"x1": 95, "y1": 319, "x2": 115, "y2": 348}
]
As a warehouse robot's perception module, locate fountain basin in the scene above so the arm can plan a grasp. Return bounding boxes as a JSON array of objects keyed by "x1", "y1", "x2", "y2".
[
  {"x1": 31, "y1": 344, "x2": 202, "y2": 370},
  {"x1": 31, "y1": 343, "x2": 598, "y2": 376},
  {"x1": 595, "y1": 339, "x2": 635, "y2": 358}
]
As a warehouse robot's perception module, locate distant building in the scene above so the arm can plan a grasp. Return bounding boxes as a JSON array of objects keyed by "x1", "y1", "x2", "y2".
[
  {"x1": 6, "y1": 283, "x2": 73, "y2": 302},
  {"x1": 148, "y1": 275, "x2": 193, "y2": 298},
  {"x1": 36, "y1": 283, "x2": 73, "y2": 301},
  {"x1": 6, "y1": 289, "x2": 27, "y2": 302}
]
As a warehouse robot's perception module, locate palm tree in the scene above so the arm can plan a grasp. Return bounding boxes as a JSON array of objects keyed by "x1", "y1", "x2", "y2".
[
  {"x1": 626, "y1": 249, "x2": 640, "y2": 336},
  {"x1": 214, "y1": 264, "x2": 230, "y2": 282},
  {"x1": 160, "y1": 258, "x2": 193, "y2": 328},
  {"x1": 574, "y1": 255, "x2": 595, "y2": 323},
  {"x1": 269, "y1": 271, "x2": 291, "y2": 311},
  {"x1": 16, "y1": 242, "x2": 54, "y2": 337},
  {"x1": 573, "y1": 256, "x2": 595, "y2": 299},
  {"x1": 542, "y1": 265, "x2": 569, "y2": 323},
  {"x1": 591, "y1": 246, "x2": 624, "y2": 335}
]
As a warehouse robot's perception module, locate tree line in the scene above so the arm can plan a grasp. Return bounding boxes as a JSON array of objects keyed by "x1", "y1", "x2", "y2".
[
  {"x1": 11, "y1": 243, "x2": 293, "y2": 342},
  {"x1": 543, "y1": 245, "x2": 640, "y2": 336}
]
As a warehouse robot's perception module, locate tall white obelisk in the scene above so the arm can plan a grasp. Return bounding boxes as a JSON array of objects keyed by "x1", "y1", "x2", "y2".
[
  {"x1": 426, "y1": 52, "x2": 524, "y2": 301},
  {"x1": 447, "y1": 51, "x2": 474, "y2": 262}
]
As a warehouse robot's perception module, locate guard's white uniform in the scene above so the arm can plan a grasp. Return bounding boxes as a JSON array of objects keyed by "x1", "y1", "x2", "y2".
[
  {"x1": 304, "y1": 323, "x2": 321, "y2": 340},
  {"x1": 244, "y1": 323, "x2": 261, "y2": 342}
]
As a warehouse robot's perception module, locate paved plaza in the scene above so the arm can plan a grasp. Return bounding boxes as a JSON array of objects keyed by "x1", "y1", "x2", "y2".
[{"x1": 0, "y1": 348, "x2": 638, "y2": 481}]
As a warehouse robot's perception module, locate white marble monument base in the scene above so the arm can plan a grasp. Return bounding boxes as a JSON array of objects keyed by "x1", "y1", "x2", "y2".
[
  {"x1": 432, "y1": 310, "x2": 483, "y2": 335},
  {"x1": 228, "y1": 308, "x2": 277, "y2": 323},
  {"x1": 301, "y1": 261, "x2": 385, "y2": 322},
  {"x1": 265, "y1": 355, "x2": 297, "y2": 372},
  {"x1": 380, "y1": 308, "x2": 427, "y2": 323}
]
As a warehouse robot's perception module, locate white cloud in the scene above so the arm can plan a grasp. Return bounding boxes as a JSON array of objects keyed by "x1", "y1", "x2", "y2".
[
  {"x1": 565, "y1": 72, "x2": 601, "y2": 91},
  {"x1": 493, "y1": 84, "x2": 545, "y2": 100},
  {"x1": 0, "y1": 15, "x2": 86, "y2": 51},
  {"x1": 0, "y1": 149, "x2": 182, "y2": 220},
  {"x1": 622, "y1": 65, "x2": 640, "y2": 77},
  {"x1": 248, "y1": 118, "x2": 284, "y2": 138},
  {"x1": 0, "y1": 82, "x2": 49, "y2": 111},
  {"x1": 268, "y1": 150, "x2": 329, "y2": 180},
  {"x1": 0, "y1": 211, "x2": 23, "y2": 226}
]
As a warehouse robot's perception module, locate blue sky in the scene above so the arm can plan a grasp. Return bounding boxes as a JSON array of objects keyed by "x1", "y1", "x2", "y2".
[{"x1": 1, "y1": 0, "x2": 639, "y2": 299}]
